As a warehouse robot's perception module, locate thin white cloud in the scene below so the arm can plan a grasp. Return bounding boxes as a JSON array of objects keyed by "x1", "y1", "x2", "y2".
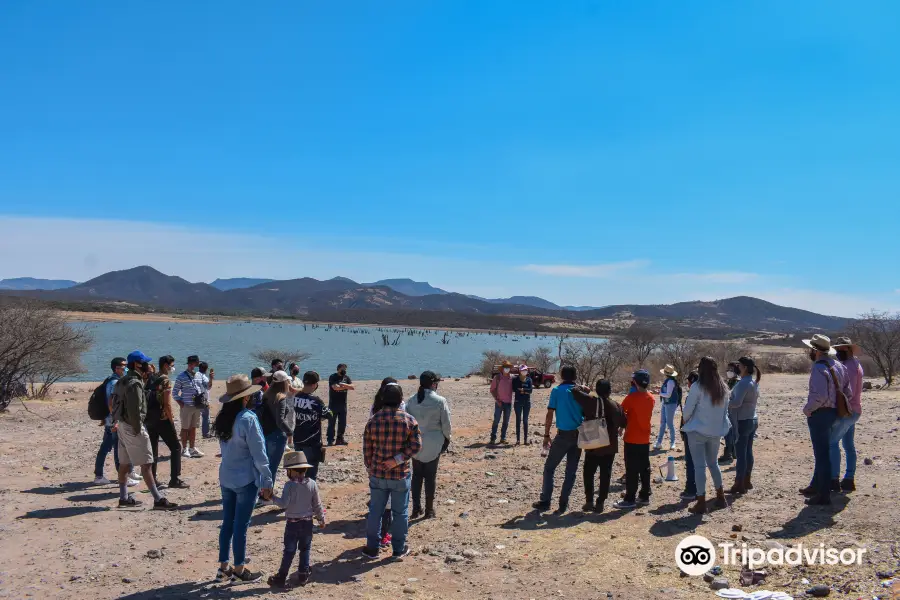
[
  {"x1": 518, "y1": 260, "x2": 650, "y2": 278},
  {"x1": 666, "y1": 272, "x2": 760, "y2": 284}
]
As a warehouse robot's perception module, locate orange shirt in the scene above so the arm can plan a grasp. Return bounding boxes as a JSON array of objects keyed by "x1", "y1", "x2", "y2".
[{"x1": 621, "y1": 390, "x2": 655, "y2": 445}]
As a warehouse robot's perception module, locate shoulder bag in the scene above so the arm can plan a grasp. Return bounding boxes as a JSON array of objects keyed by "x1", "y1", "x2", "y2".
[
  {"x1": 825, "y1": 364, "x2": 851, "y2": 418},
  {"x1": 577, "y1": 395, "x2": 611, "y2": 450}
]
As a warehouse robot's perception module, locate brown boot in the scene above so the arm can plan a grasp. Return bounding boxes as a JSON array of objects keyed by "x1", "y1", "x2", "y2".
[
  {"x1": 728, "y1": 477, "x2": 746, "y2": 495},
  {"x1": 714, "y1": 487, "x2": 728, "y2": 509},
  {"x1": 744, "y1": 474, "x2": 753, "y2": 490},
  {"x1": 688, "y1": 495, "x2": 707, "y2": 514}
]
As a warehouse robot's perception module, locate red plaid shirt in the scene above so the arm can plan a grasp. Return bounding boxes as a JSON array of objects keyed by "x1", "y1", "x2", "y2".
[{"x1": 363, "y1": 408, "x2": 422, "y2": 480}]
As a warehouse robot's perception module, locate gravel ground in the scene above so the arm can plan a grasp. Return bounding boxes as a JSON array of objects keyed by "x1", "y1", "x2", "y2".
[{"x1": 0, "y1": 374, "x2": 898, "y2": 600}]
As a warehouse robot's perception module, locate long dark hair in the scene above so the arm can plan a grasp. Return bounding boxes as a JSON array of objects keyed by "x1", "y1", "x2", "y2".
[
  {"x1": 213, "y1": 399, "x2": 243, "y2": 441},
  {"x1": 737, "y1": 356, "x2": 762, "y2": 383},
  {"x1": 380, "y1": 383, "x2": 404, "y2": 408},
  {"x1": 697, "y1": 356, "x2": 727, "y2": 405},
  {"x1": 372, "y1": 377, "x2": 398, "y2": 413},
  {"x1": 265, "y1": 380, "x2": 288, "y2": 400},
  {"x1": 417, "y1": 371, "x2": 438, "y2": 403}
]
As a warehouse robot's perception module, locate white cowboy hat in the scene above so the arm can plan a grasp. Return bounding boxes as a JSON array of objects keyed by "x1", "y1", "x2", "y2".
[
  {"x1": 832, "y1": 336, "x2": 862, "y2": 355},
  {"x1": 802, "y1": 334, "x2": 837, "y2": 356},
  {"x1": 218, "y1": 374, "x2": 261, "y2": 403},
  {"x1": 660, "y1": 364, "x2": 679, "y2": 377},
  {"x1": 283, "y1": 450, "x2": 313, "y2": 470}
]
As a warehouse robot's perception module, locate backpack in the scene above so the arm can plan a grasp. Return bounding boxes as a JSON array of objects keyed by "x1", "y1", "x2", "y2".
[
  {"x1": 144, "y1": 375, "x2": 162, "y2": 425},
  {"x1": 109, "y1": 379, "x2": 125, "y2": 424},
  {"x1": 88, "y1": 377, "x2": 113, "y2": 421},
  {"x1": 665, "y1": 377, "x2": 683, "y2": 406}
]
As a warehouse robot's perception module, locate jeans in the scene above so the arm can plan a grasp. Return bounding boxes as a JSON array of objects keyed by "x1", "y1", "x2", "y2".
[
  {"x1": 326, "y1": 406, "x2": 347, "y2": 444},
  {"x1": 218, "y1": 481, "x2": 259, "y2": 567},
  {"x1": 201, "y1": 406, "x2": 210, "y2": 437},
  {"x1": 830, "y1": 412, "x2": 860, "y2": 479},
  {"x1": 294, "y1": 444, "x2": 323, "y2": 481},
  {"x1": 265, "y1": 431, "x2": 288, "y2": 486},
  {"x1": 366, "y1": 474, "x2": 411, "y2": 555},
  {"x1": 539, "y1": 429, "x2": 582, "y2": 508},
  {"x1": 276, "y1": 519, "x2": 313, "y2": 577},
  {"x1": 686, "y1": 432, "x2": 723, "y2": 496},
  {"x1": 582, "y1": 452, "x2": 614, "y2": 506},
  {"x1": 491, "y1": 402, "x2": 512, "y2": 441},
  {"x1": 807, "y1": 407, "x2": 837, "y2": 499},
  {"x1": 681, "y1": 431, "x2": 696, "y2": 495},
  {"x1": 412, "y1": 456, "x2": 440, "y2": 510},
  {"x1": 94, "y1": 426, "x2": 120, "y2": 478},
  {"x1": 722, "y1": 421, "x2": 736, "y2": 458},
  {"x1": 623, "y1": 443, "x2": 651, "y2": 503},
  {"x1": 146, "y1": 418, "x2": 182, "y2": 483},
  {"x1": 514, "y1": 400, "x2": 531, "y2": 442},
  {"x1": 655, "y1": 403, "x2": 678, "y2": 448},
  {"x1": 734, "y1": 418, "x2": 758, "y2": 479}
]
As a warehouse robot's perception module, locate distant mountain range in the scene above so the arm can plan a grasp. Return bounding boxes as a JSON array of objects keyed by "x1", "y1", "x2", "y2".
[
  {"x1": 2, "y1": 266, "x2": 851, "y2": 334},
  {"x1": 0, "y1": 277, "x2": 79, "y2": 291}
]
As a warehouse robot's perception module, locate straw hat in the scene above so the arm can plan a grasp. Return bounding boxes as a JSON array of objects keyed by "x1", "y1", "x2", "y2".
[
  {"x1": 218, "y1": 374, "x2": 261, "y2": 404},
  {"x1": 283, "y1": 450, "x2": 313, "y2": 470},
  {"x1": 802, "y1": 334, "x2": 837, "y2": 356},
  {"x1": 500, "y1": 360, "x2": 513, "y2": 369},
  {"x1": 832, "y1": 336, "x2": 861, "y2": 355},
  {"x1": 660, "y1": 364, "x2": 678, "y2": 377}
]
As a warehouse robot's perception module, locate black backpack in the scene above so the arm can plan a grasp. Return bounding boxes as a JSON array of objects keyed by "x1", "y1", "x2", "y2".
[
  {"x1": 144, "y1": 375, "x2": 163, "y2": 425},
  {"x1": 88, "y1": 377, "x2": 113, "y2": 421}
]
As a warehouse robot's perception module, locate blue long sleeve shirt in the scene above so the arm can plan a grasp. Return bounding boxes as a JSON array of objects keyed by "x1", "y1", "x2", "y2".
[
  {"x1": 218, "y1": 408, "x2": 273, "y2": 490},
  {"x1": 728, "y1": 375, "x2": 759, "y2": 421}
]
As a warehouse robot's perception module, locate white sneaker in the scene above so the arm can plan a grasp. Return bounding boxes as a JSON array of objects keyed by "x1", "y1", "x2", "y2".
[
  {"x1": 130, "y1": 469, "x2": 140, "y2": 480},
  {"x1": 126, "y1": 478, "x2": 140, "y2": 487},
  {"x1": 93, "y1": 476, "x2": 112, "y2": 485},
  {"x1": 182, "y1": 448, "x2": 192, "y2": 458},
  {"x1": 652, "y1": 444, "x2": 662, "y2": 451},
  {"x1": 670, "y1": 444, "x2": 678, "y2": 451},
  {"x1": 189, "y1": 447, "x2": 204, "y2": 458}
]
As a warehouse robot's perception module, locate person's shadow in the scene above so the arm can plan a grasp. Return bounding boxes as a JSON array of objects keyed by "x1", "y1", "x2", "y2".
[
  {"x1": 767, "y1": 497, "x2": 849, "y2": 539},
  {"x1": 499, "y1": 509, "x2": 620, "y2": 531},
  {"x1": 116, "y1": 581, "x2": 271, "y2": 599}
]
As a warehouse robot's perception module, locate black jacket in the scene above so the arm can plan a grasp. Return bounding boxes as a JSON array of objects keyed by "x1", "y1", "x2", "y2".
[{"x1": 571, "y1": 389, "x2": 626, "y2": 456}]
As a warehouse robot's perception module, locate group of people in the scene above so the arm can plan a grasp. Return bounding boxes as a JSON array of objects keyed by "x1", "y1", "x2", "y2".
[{"x1": 87, "y1": 331, "x2": 865, "y2": 587}]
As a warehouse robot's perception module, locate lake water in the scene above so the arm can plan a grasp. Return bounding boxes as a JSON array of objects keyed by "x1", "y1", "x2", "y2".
[{"x1": 71, "y1": 321, "x2": 594, "y2": 382}]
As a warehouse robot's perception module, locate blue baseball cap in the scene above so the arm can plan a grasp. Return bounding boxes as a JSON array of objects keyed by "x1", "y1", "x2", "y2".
[
  {"x1": 127, "y1": 350, "x2": 152, "y2": 364},
  {"x1": 632, "y1": 369, "x2": 651, "y2": 387}
]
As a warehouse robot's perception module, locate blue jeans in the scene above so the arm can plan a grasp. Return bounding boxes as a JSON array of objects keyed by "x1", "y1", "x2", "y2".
[
  {"x1": 722, "y1": 421, "x2": 736, "y2": 458},
  {"x1": 491, "y1": 402, "x2": 512, "y2": 441},
  {"x1": 681, "y1": 431, "x2": 696, "y2": 495},
  {"x1": 807, "y1": 408, "x2": 837, "y2": 499},
  {"x1": 830, "y1": 412, "x2": 860, "y2": 479},
  {"x1": 513, "y1": 400, "x2": 531, "y2": 442},
  {"x1": 265, "y1": 431, "x2": 288, "y2": 486},
  {"x1": 735, "y1": 418, "x2": 758, "y2": 479},
  {"x1": 201, "y1": 406, "x2": 210, "y2": 437},
  {"x1": 366, "y1": 474, "x2": 411, "y2": 555},
  {"x1": 655, "y1": 403, "x2": 678, "y2": 447},
  {"x1": 276, "y1": 519, "x2": 314, "y2": 577},
  {"x1": 539, "y1": 429, "x2": 582, "y2": 508},
  {"x1": 94, "y1": 426, "x2": 120, "y2": 478},
  {"x1": 219, "y1": 482, "x2": 259, "y2": 566},
  {"x1": 686, "y1": 432, "x2": 723, "y2": 496}
]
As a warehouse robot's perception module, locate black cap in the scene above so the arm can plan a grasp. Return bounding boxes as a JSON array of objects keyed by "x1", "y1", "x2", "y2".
[
  {"x1": 632, "y1": 369, "x2": 651, "y2": 387},
  {"x1": 420, "y1": 370, "x2": 439, "y2": 388},
  {"x1": 251, "y1": 367, "x2": 271, "y2": 380},
  {"x1": 187, "y1": 355, "x2": 200, "y2": 364},
  {"x1": 302, "y1": 371, "x2": 320, "y2": 385}
]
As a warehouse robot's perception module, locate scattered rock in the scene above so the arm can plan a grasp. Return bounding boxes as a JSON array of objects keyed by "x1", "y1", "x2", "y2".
[
  {"x1": 709, "y1": 577, "x2": 728, "y2": 590},
  {"x1": 121, "y1": 577, "x2": 134, "y2": 584},
  {"x1": 863, "y1": 381, "x2": 873, "y2": 390},
  {"x1": 446, "y1": 555, "x2": 465, "y2": 563},
  {"x1": 703, "y1": 574, "x2": 714, "y2": 583},
  {"x1": 764, "y1": 540, "x2": 785, "y2": 551},
  {"x1": 807, "y1": 584, "x2": 831, "y2": 597},
  {"x1": 732, "y1": 524, "x2": 743, "y2": 532},
  {"x1": 877, "y1": 569, "x2": 896, "y2": 579},
  {"x1": 462, "y1": 549, "x2": 481, "y2": 558},
  {"x1": 146, "y1": 549, "x2": 163, "y2": 559},
  {"x1": 864, "y1": 458, "x2": 874, "y2": 465},
  {"x1": 403, "y1": 587, "x2": 416, "y2": 594}
]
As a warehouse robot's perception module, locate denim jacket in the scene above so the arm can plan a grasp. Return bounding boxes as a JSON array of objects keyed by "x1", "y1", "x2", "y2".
[{"x1": 218, "y1": 408, "x2": 273, "y2": 490}]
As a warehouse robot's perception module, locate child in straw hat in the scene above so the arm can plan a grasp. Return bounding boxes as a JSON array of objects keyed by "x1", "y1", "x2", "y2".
[{"x1": 267, "y1": 451, "x2": 326, "y2": 589}]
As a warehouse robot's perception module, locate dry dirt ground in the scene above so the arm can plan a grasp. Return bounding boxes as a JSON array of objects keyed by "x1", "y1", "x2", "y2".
[{"x1": 1, "y1": 375, "x2": 898, "y2": 600}]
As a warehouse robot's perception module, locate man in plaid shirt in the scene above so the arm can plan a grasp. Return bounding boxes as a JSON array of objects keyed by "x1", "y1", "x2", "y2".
[{"x1": 362, "y1": 383, "x2": 421, "y2": 559}]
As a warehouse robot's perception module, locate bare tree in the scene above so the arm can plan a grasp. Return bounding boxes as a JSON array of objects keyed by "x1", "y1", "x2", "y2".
[
  {"x1": 474, "y1": 350, "x2": 513, "y2": 380},
  {"x1": 250, "y1": 349, "x2": 312, "y2": 368},
  {"x1": 622, "y1": 322, "x2": 663, "y2": 368},
  {"x1": 702, "y1": 340, "x2": 753, "y2": 371},
  {"x1": 659, "y1": 338, "x2": 706, "y2": 381},
  {"x1": 850, "y1": 311, "x2": 900, "y2": 386},
  {"x1": 521, "y1": 345, "x2": 556, "y2": 373},
  {"x1": 561, "y1": 339, "x2": 628, "y2": 386},
  {"x1": 0, "y1": 303, "x2": 93, "y2": 407},
  {"x1": 556, "y1": 334, "x2": 570, "y2": 368}
]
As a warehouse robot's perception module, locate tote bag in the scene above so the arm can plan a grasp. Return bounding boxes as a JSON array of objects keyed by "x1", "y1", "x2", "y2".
[{"x1": 577, "y1": 395, "x2": 611, "y2": 450}]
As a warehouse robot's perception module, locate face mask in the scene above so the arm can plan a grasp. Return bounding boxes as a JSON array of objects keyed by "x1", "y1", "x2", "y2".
[
  {"x1": 726, "y1": 371, "x2": 735, "y2": 379},
  {"x1": 339, "y1": 370, "x2": 347, "y2": 376},
  {"x1": 808, "y1": 349, "x2": 818, "y2": 362}
]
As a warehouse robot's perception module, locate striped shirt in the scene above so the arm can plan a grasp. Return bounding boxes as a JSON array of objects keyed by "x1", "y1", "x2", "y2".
[
  {"x1": 363, "y1": 408, "x2": 422, "y2": 480},
  {"x1": 173, "y1": 370, "x2": 203, "y2": 405}
]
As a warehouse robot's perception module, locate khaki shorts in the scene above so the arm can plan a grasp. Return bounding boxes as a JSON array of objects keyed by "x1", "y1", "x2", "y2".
[
  {"x1": 180, "y1": 404, "x2": 202, "y2": 430},
  {"x1": 117, "y1": 424, "x2": 154, "y2": 467}
]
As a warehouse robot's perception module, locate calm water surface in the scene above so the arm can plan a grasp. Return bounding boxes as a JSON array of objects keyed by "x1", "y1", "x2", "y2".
[{"x1": 72, "y1": 321, "x2": 596, "y2": 381}]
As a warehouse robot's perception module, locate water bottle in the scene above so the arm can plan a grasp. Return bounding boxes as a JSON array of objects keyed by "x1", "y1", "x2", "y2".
[{"x1": 541, "y1": 440, "x2": 550, "y2": 457}]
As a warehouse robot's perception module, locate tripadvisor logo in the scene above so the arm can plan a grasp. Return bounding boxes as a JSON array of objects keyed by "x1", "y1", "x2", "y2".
[
  {"x1": 675, "y1": 535, "x2": 717, "y2": 576},
  {"x1": 675, "y1": 534, "x2": 868, "y2": 576}
]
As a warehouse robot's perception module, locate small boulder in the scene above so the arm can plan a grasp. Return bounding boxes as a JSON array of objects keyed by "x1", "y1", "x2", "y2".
[
  {"x1": 462, "y1": 548, "x2": 481, "y2": 558},
  {"x1": 863, "y1": 381, "x2": 873, "y2": 390},
  {"x1": 807, "y1": 584, "x2": 831, "y2": 597},
  {"x1": 732, "y1": 524, "x2": 743, "y2": 532},
  {"x1": 709, "y1": 578, "x2": 729, "y2": 590}
]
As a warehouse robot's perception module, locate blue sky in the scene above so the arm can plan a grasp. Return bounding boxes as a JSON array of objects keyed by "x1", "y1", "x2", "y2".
[{"x1": 1, "y1": 1, "x2": 898, "y2": 317}]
